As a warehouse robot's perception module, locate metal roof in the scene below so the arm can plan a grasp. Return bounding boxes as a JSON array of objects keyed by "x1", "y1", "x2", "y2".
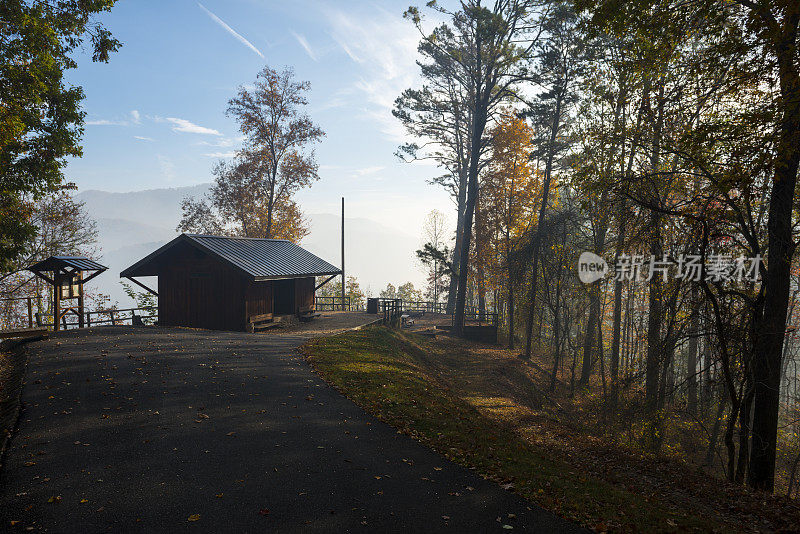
[
  {"x1": 120, "y1": 234, "x2": 341, "y2": 280},
  {"x1": 28, "y1": 256, "x2": 108, "y2": 273}
]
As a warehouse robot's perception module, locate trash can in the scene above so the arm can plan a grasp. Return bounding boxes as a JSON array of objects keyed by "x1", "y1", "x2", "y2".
[{"x1": 367, "y1": 298, "x2": 379, "y2": 314}]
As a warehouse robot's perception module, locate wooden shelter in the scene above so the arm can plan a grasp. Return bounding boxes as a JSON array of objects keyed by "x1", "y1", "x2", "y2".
[
  {"x1": 120, "y1": 234, "x2": 341, "y2": 332},
  {"x1": 27, "y1": 256, "x2": 108, "y2": 331}
]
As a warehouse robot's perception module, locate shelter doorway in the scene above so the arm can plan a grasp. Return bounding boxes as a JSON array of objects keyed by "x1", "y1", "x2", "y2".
[{"x1": 273, "y1": 279, "x2": 296, "y2": 315}]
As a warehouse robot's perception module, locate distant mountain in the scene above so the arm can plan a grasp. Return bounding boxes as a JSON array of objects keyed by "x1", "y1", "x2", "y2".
[
  {"x1": 94, "y1": 218, "x2": 178, "y2": 257},
  {"x1": 75, "y1": 184, "x2": 425, "y2": 306},
  {"x1": 77, "y1": 184, "x2": 210, "y2": 231}
]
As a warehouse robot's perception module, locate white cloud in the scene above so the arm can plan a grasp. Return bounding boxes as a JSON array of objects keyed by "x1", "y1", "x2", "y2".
[
  {"x1": 324, "y1": 7, "x2": 422, "y2": 141},
  {"x1": 330, "y1": 33, "x2": 361, "y2": 63},
  {"x1": 198, "y1": 3, "x2": 264, "y2": 58},
  {"x1": 354, "y1": 166, "x2": 385, "y2": 176},
  {"x1": 196, "y1": 136, "x2": 243, "y2": 147},
  {"x1": 130, "y1": 110, "x2": 141, "y2": 124},
  {"x1": 134, "y1": 135, "x2": 154, "y2": 142},
  {"x1": 86, "y1": 119, "x2": 127, "y2": 126},
  {"x1": 290, "y1": 31, "x2": 318, "y2": 61},
  {"x1": 164, "y1": 117, "x2": 222, "y2": 135},
  {"x1": 202, "y1": 152, "x2": 236, "y2": 158}
]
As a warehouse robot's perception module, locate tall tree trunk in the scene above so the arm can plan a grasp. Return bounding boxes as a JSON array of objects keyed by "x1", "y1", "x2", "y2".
[
  {"x1": 522, "y1": 92, "x2": 563, "y2": 359},
  {"x1": 749, "y1": 27, "x2": 800, "y2": 490},
  {"x1": 266, "y1": 176, "x2": 276, "y2": 239},
  {"x1": 610, "y1": 237, "x2": 624, "y2": 409},
  {"x1": 447, "y1": 167, "x2": 468, "y2": 315},
  {"x1": 736, "y1": 380, "x2": 754, "y2": 484},
  {"x1": 645, "y1": 82, "x2": 665, "y2": 415},
  {"x1": 580, "y1": 294, "x2": 598, "y2": 386},
  {"x1": 550, "y1": 281, "x2": 562, "y2": 392},
  {"x1": 687, "y1": 308, "x2": 700, "y2": 415},
  {"x1": 550, "y1": 220, "x2": 567, "y2": 391},
  {"x1": 507, "y1": 258, "x2": 515, "y2": 348},
  {"x1": 454, "y1": 91, "x2": 488, "y2": 336},
  {"x1": 505, "y1": 170, "x2": 516, "y2": 348},
  {"x1": 598, "y1": 312, "x2": 607, "y2": 400},
  {"x1": 705, "y1": 393, "x2": 727, "y2": 468},
  {"x1": 475, "y1": 200, "x2": 487, "y2": 317}
]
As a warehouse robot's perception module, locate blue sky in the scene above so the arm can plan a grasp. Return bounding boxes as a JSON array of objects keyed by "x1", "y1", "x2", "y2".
[{"x1": 65, "y1": 0, "x2": 453, "y2": 234}]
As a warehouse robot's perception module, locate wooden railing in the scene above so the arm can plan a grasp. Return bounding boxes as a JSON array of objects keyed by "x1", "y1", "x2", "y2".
[
  {"x1": 35, "y1": 307, "x2": 158, "y2": 330},
  {"x1": 400, "y1": 300, "x2": 447, "y2": 314},
  {"x1": 315, "y1": 296, "x2": 351, "y2": 311},
  {"x1": 454, "y1": 311, "x2": 499, "y2": 327},
  {"x1": 381, "y1": 298, "x2": 402, "y2": 326}
]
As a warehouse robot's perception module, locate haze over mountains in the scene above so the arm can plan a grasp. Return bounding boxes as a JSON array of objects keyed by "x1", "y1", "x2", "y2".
[{"x1": 75, "y1": 185, "x2": 426, "y2": 306}]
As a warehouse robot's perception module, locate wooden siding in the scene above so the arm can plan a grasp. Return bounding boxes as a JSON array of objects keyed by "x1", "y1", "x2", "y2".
[
  {"x1": 152, "y1": 242, "x2": 318, "y2": 331},
  {"x1": 157, "y1": 242, "x2": 247, "y2": 331},
  {"x1": 244, "y1": 280, "x2": 273, "y2": 320},
  {"x1": 295, "y1": 277, "x2": 315, "y2": 310}
]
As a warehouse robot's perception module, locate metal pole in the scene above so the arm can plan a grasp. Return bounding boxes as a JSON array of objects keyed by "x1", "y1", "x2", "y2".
[{"x1": 341, "y1": 197, "x2": 345, "y2": 310}]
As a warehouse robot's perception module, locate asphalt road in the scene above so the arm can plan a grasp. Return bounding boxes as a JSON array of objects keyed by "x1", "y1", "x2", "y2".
[{"x1": 0, "y1": 325, "x2": 583, "y2": 533}]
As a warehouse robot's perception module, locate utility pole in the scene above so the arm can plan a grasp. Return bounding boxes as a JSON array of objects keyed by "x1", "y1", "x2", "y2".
[{"x1": 341, "y1": 197, "x2": 346, "y2": 310}]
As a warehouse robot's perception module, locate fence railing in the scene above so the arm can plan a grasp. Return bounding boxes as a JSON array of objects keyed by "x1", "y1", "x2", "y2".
[
  {"x1": 399, "y1": 300, "x2": 448, "y2": 314},
  {"x1": 454, "y1": 311, "x2": 499, "y2": 327},
  {"x1": 313, "y1": 296, "x2": 491, "y2": 321},
  {"x1": 369, "y1": 299, "x2": 484, "y2": 317},
  {"x1": 35, "y1": 307, "x2": 158, "y2": 330},
  {"x1": 380, "y1": 298, "x2": 402, "y2": 325},
  {"x1": 315, "y1": 296, "x2": 351, "y2": 311}
]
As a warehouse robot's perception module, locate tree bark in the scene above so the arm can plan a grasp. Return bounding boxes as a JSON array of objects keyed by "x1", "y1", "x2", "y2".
[
  {"x1": 522, "y1": 92, "x2": 563, "y2": 358},
  {"x1": 453, "y1": 90, "x2": 488, "y2": 336},
  {"x1": 748, "y1": 20, "x2": 800, "y2": 490},
  {"x1": 645, "y1": 82, "x2": 665, "y2": 414},
  {"x1": 746, "y1": 2, "x2": 800, "y2": 493},
  {"x1": 687, "y1": 308, "x2": 700, "y2": 415},
  {"x1": 580, "y1": 294, "x2": 598, "y2": 386},
  {"x1": 447, "y1": 167, "x2": 468, "y2": 315}
]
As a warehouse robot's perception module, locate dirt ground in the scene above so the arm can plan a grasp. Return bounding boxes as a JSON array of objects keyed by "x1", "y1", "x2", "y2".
[
  {"x1": 264, "y1": 310, "x2": 381, "y2": 335},
  {"x1": 400, "y1": 312, "x2": 452, "y2": 334}
]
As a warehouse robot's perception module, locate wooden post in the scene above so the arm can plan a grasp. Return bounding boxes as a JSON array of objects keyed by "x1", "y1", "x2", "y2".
[
  {"x1": 110, "y1": 310, "x2": 117, "y2": 326},
  {"x1": 77, "y1": 271, "x2": 85, "y2": 328},
  {"x1": 27, "y1": 297, "x2": 33, "y2": 329},
  {"x1": 341, "y1": 197, "x2": 345, "y2": 311},
  {"x1": 53, "y1": 273, "x2": 60, "y2": 332}
]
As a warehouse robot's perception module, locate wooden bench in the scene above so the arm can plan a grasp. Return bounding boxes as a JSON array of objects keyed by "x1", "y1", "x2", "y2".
[
  {"x1": 247, "y1": 313, "x2": 281, "y2": 332},
  {"x1": 298, "y1": 305, "x2": 320, "y2": 322}
]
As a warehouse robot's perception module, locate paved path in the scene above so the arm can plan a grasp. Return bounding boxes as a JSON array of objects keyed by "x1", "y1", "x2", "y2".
[{"x1": 0, "y1": 324, "x2": 582, "y2": 533}]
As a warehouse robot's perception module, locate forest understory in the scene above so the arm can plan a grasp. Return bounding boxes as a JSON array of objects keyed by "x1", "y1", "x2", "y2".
[{"x1": 305, "y1": 326, "x2": 800, "y2": 532}]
